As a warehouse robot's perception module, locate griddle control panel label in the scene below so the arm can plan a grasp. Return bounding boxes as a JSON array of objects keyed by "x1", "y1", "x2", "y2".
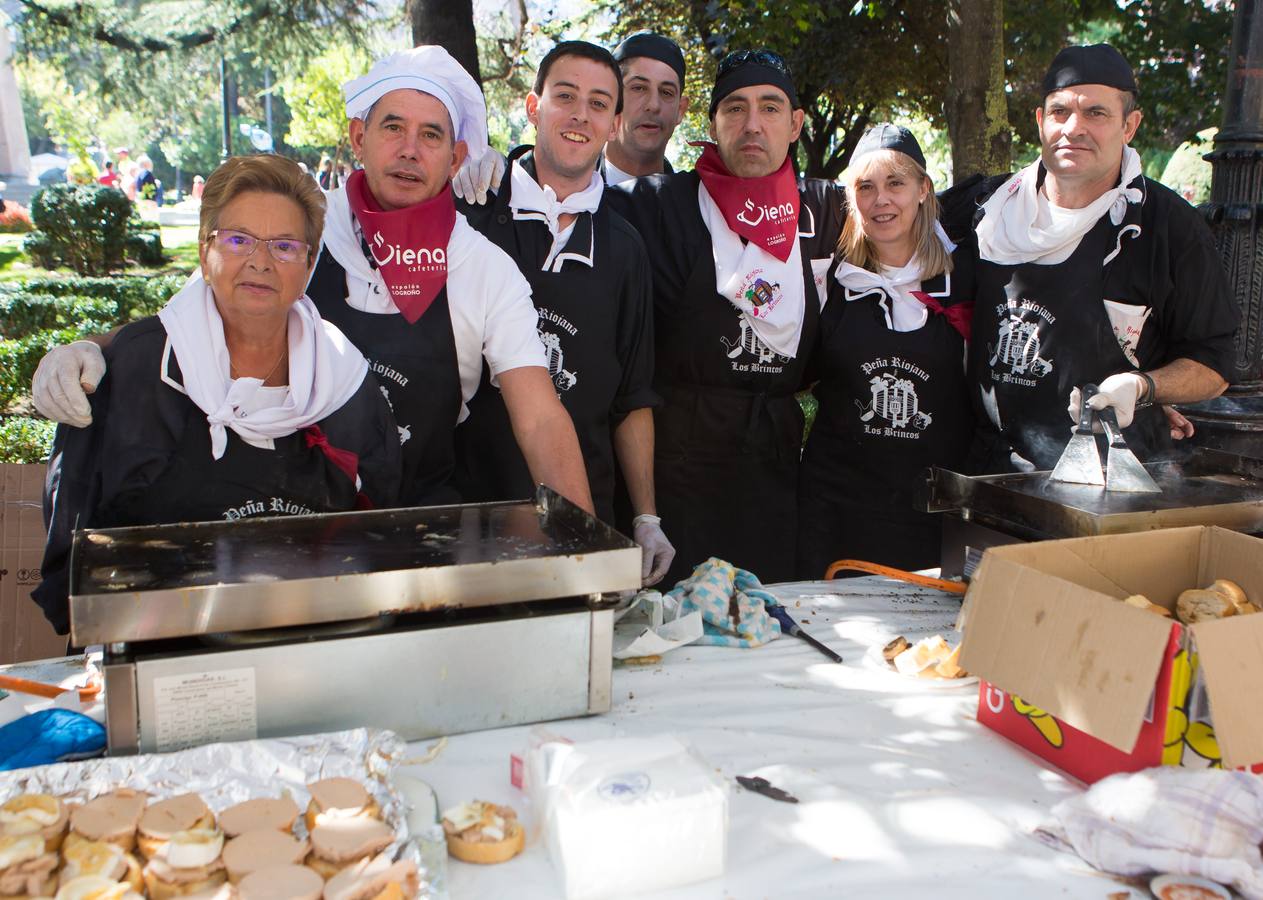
[{"x1": 152, "y1": 668, "x2": 258, "y2": 752}]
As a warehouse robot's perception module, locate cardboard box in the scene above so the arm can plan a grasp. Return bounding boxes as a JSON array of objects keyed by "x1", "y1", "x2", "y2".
[
  {"x1": 0, "y1": 462, "x2": 66, "y2": 663},
  {"x1": 959, "y1": 526, "x2": 1263, "y2": 784}
]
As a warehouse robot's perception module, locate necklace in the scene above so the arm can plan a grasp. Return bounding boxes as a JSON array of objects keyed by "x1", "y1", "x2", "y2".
[{"x1": 230, "y1": 347, "x2": 287, "y2": 383}]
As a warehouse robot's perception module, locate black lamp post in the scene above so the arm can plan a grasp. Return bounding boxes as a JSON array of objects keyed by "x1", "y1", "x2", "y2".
[{"x1": 1183, "y1": 0, "x2": 1263, "y2": 454}]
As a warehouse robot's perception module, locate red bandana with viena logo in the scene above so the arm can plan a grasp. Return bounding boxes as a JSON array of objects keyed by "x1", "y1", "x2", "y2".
[
  {"x1": 693, "y1": 142, "x2": 800, "y2": 262},
  {"x1": 345, "y1": 169, "x2": 456, "y2": 324}
]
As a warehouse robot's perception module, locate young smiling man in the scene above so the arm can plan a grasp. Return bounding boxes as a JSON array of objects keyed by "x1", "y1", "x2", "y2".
[
  {"x1": 31, "y1": 46, "x2": 594, "y2": 515},
  {"x1": 965, "y1": 43, "x2": 1238, "y2": 474},
  {"x1": 608, "y1": 49, "x2": 844, "y2": 586},
  {"x1": 454, "y1": 41, "x2": 674, "y2": 586}
]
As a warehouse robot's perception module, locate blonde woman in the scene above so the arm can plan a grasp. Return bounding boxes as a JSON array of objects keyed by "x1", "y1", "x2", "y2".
[{"x1": 796, "y1": 125, "x2": 975, "y2": 577}]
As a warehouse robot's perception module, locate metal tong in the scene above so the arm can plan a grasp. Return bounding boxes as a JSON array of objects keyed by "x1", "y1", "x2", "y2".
[{"x1": 1049, "y1": 383, "x2": 1162, "y2": 492}]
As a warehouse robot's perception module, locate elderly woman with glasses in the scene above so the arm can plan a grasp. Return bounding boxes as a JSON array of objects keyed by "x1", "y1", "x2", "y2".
[
  {"x1": 34, "y1": 155, "x2": 401, "y2": 635},
  {"x1": 796, "y1": 125, "x2": 975, "y2": 578}
]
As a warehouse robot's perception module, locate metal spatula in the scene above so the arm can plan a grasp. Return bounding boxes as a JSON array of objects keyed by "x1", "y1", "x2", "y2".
[
  {"x1": 1049, "y1": 383, "x2": 1106, "y2": 486},
  {"x1": 1098, "y1": 406, "x2": 1162, "y2": 493}
]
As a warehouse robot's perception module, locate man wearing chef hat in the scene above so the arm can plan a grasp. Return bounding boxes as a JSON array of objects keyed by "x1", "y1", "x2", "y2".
[
  {"x1": 31, "y1": 47, "x2": 594, "y2": 514},
  {"x1": 963, "y1": 43, "x2": 1238, "y2": 473}
]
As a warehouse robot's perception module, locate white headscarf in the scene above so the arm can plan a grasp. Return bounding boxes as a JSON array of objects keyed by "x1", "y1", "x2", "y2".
[
  {"x1": 975, "y1": 146, "x2": 1144, "y2": 266},
  {"x1": 157, "y1": 272, "x2": 369, "y2": 460},
  {"x1": 343, "y1": 45, "x2": 489, "y2": 160}
]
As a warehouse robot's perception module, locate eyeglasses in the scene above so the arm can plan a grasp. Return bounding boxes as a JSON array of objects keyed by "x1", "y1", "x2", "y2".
[
  {"x1": 209, "y1": 229, "x2": 310, "y2": 265},
  {"x1": 716, "y1": 49, "x2": 792, "y2": 79}
]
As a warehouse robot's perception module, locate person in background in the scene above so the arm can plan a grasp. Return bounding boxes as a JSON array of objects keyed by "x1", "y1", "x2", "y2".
[
  {"x1": 192, "y1": 174, "x2": 205, "y2": 200},
  {"x1": 98, "y1": 161, "x2": 119, "y2": 188},
  {"x1": 318, "y1": 157, "x2": 334, "y2": 190},
  {"x1": 135, "y1": 155, "x2": 157, "y2": 201},
  {"x1": 796, "y1": 125, "x2": 975, "y2": 578},
  {"x1": 604, "y1": 32, "x2": 688, "y2": 185},
  {"x1": 34, "y1": 154, "x2": 401, "y2": 635}
]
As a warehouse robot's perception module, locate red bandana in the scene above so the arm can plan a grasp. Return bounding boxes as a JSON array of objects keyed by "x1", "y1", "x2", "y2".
[
  {"x1": 912, "y1": 291, "x2": 973, "y2": 342},
  {"x1": 345, "y1": 169, "x2": 456, "y2": 324},
  {"x1": 693, "y1": 142, "x2": 800, "y2": 262}
]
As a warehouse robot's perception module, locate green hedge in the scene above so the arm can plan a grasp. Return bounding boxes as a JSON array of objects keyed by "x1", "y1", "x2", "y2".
[
  {"x1": 0, "y1": 274, "x2": 186, "y2": 324},
  {"x1": 0, "y1": 327, "x2": 93, "y2": 410},
  {"x1": 28, "y1": 184, "x2": 133, "y2": 275},
  {"x1": 0, "y1": 294, "x2": 117, "y2": 340},
  {"x1": 0, "y1": 415, "x2": 55, "y2": 463}
]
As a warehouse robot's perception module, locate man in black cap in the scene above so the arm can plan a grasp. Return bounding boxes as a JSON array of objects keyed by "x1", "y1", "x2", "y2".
[
  {"x1": 604, "y1": 32, "x2": 688, "y2": 185},
  {"x1": 964, "y1": 43, "x2": 1238, "y2": 473},
  {"x1": 607, "y1": 49, "x2": 843, "y2": 585}
]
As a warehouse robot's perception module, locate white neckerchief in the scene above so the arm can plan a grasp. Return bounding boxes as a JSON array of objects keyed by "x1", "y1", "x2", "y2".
[
  {"x1": 603, "y1": 156, "x2": 635, "y2": 186},
  {"x1": 698, "y1": 181, "x2": 805, "y2": 358},
  {"x1": 319, "y1": 185, "x2": 475, "y2": 315},
  {"x1": 157, "y1": 272, "x2": 368, "y2": 460},
  {"x1": 835, "y1": 223, "x2": 957, "y2": 331},
  {"x1": 976, "y1": 146, "x2": 1144, "y2": 265},
  {"x1": 508, "y1": 160, "x2": 603, "y2": 271}
]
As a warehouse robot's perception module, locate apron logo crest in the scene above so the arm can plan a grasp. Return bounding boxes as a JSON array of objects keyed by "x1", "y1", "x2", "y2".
[
  {"x1": 856, "y1": 373, "x2": 932, "y2": 432},
  {"x1": 743, "y1": 276, "x2": 781, "y2": 317},
  {"x1": 721, "y1": 314, "x2": 790, "y2": 365},
  {"x1": 539, "y1": 330, "x2": 578, "y2": 392},
  {"x1": 988, "y1": 314, "x2": 1053, "y2": 378}
]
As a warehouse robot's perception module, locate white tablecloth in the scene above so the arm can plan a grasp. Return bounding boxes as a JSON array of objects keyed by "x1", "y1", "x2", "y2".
[{"x1": 402, "y1": 578, "x2": 1138, "y2": 900}]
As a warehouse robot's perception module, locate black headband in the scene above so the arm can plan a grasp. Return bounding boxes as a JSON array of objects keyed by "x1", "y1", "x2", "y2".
[
  {"x1": 709, "y1": 49, "x2": 799, "y2": 117},
  {"x1": 852, "y1": 124, "x2": 926, "y2": 171},
  {"x1": 613, "y1": 32, "x2": 686, "y2": 89},
  {"x1": 1041, "y1": 43, "x2": 1137, "y2": 97}
]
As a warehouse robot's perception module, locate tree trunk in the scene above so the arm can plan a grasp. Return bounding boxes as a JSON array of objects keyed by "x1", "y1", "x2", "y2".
[
  {"x1": 407, "y1": 0, "x2": 481, "y2": 86},
  {"x1": 946, "y1": 0, "x2": 1010, "y2": 182}
]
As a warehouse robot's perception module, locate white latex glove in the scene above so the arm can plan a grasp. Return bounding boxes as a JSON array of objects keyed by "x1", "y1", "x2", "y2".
[
  {"x1": 452, "y1": 147, "x2": 507, "y2": 205},
  {"x1": 1066, "y1": 372, "x2": 1147, "y2": 429},
  {"x1": 633, "y1": 514, "x2": 675, "y2": 587},
  {"x1": 31, "y1": 340, "x2": 107, "y2": 428}
]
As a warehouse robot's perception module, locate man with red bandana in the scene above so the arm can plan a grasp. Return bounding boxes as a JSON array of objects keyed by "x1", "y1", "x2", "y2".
[
  {"x1": 608, "y1": 49, "x2": 844, "y2": 585},
  {"x1": 31, "y1": 47, "x2": 594, "y2": 514}
]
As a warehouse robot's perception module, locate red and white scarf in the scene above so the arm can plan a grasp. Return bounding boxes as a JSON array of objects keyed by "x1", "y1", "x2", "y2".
[
  {"x1": 343, "y1": 169, "x2": 456, "y2": 323},
  {"x1": 695, "y1": 143, "x2": 806, "y2": 357}
]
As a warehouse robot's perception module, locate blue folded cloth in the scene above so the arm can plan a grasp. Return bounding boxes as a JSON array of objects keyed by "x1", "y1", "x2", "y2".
[
  {"x1": 667, "y1": 558, "x2": 782, "y2": 648},
  {"x1": 0, "y1": 709, "x2": 106, "y2": 771}
]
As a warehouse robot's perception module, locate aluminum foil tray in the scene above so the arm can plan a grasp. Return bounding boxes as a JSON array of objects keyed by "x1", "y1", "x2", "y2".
[
  {"x1": 69, "y1": 487, "x2": 640, "y2": 646},
  {"x1": 0, "y1": 727, "x2": 446, "y2": 897}
]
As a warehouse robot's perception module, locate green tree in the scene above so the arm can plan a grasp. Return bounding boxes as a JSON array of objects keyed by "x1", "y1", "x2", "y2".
[{"x1": 280, "y1": 45, "x2": 370, "y2": 176}]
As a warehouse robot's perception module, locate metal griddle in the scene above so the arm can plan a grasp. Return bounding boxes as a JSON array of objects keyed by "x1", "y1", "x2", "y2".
[
  {"x1": 70, "y1": 487, "x2": 641, "y2": 754},
  {"x1": 922, "y1": 449, "x2": 1263, "y2": 576}
]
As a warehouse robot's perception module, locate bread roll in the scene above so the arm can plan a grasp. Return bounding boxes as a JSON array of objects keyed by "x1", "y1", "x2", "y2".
[
  {"x1": 1177, "y1": 588, "x2": 1237, "y2": 625},
  {"x1": 1208, "y1": 579, "x2": 1257, "y2": 616},
  {"x1": 1123, "y1": 594, "x2": 1173, "y2": 618},
  {"x1": 441, "y1": 801, "x2": 523, "y2": 865}
]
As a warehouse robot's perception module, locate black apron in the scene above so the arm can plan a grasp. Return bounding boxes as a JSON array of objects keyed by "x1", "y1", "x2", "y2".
[
  {"x1": 654, "y1": 225, "x2": 819, "y2": 586},
  {"x1": 104, "y1": 400, "x2": 357, "y2": 526},
  {"x1": 308, "y1": 248, "x2": 462, "y2": 506},
  {"x1": 454, "y1": 151, "x2": 624, "y2": 522},
  {"x1": 968, "y1": 215, "x2": 1169, "y2": 473},
  {"x1": 797, "y1": 284, "x2": 973, "y2": 578}
]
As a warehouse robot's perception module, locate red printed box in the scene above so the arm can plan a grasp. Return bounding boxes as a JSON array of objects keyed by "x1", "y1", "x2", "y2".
[{"x1": 960, "y1": 527, "x2": 1263, "y2": 784}]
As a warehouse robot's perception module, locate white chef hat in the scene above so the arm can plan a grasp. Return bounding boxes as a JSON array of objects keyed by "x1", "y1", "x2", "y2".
[{"x1": 343, "y1": 46, "x2": 489, "y2": 159}]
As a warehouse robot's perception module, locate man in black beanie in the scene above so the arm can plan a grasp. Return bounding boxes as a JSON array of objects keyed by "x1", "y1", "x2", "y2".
[
  {"x1": 964, "y1": 43, "x2": 1238, "y2": 474},
  {"x1": 607, "y1": 49, "x2": 843, "y2": 585},
  {"x1": 604, "y1": 32, "x2": 689, "y2": 184}
]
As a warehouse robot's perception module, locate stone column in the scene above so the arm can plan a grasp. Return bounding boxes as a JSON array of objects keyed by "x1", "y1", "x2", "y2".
[{"x1": 0, "y1": 23, "x2": 31, "y2": 181}]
